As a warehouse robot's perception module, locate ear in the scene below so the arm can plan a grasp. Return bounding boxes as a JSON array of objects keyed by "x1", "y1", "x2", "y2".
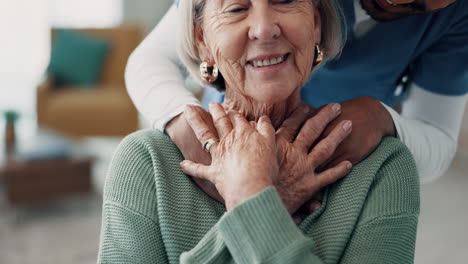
[
  {"x1": 313, "y1": 3, "x2": 322, "y2": 45},
  {"x1": 195, "y1": 23, "x2": 214, "y2": 65}
]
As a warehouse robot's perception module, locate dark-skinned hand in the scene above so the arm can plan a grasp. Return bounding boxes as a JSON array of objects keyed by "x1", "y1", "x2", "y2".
[{"x1": 315, "y1": 96, "x2": 396, "y2": 171}]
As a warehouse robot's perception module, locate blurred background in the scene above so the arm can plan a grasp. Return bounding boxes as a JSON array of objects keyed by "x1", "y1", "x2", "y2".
[{"x1": 0, "y1": 0, "x2": 466, "y2": 263}]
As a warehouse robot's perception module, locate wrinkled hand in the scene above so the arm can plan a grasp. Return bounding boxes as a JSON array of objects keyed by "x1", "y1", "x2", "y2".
[
  {"x1": 274, "y1": 103, "x2": 353, "y2": 214},
  {"x1": 180, "y1": 103, "x2": 353, "y2": 214},
  {"x1": 316, "y1": 96, "x2": 396, "y2": 170},
  {"x1": 180, "y1": 104, "x2": 278, "y2": 211}
]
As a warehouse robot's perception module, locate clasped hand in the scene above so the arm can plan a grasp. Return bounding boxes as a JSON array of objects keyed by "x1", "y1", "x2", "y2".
[{"x1": 180, "y1": 103, "x2": 352, "y2": 214}]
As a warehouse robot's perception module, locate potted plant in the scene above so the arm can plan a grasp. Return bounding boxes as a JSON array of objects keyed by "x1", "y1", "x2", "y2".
[{"x1": 3, "y1": 110, "x2": 19, "y2": 153}]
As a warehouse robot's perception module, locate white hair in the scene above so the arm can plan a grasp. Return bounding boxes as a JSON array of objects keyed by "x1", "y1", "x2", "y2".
[{"x1": 177, "y1": 0, "x2": 345, "y2": 91}]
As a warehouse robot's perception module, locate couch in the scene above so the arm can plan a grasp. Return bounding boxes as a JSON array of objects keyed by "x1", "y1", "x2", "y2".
[{"x1": 37, "y1": 26, "x2": 142, "y2": 137}]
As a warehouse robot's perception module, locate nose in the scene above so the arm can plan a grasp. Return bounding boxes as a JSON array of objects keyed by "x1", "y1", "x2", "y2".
[{"x1": 248, "y1": 6, "x2": 281, "y2": 42}]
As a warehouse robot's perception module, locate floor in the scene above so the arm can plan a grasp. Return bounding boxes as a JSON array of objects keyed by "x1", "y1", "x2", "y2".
[
  {"x1": 415, "y1": 151, "x2": 468, "y2": 263},
  {"x1": 0, "y1": 193, "x2": 102, "y2": 264},
  {"x1": 0, "y1": 149, "x2": 466, "y2": 263}
]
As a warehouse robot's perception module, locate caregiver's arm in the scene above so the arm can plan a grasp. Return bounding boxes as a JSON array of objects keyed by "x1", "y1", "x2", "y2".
[
  {"x1": 125, "y1": 4, "x2": 212, "y2": 166},
  {"x1": 322, "y1": 93, "x2": 466, "y2": 184},
  {"x1": 385, "y1": 10, "x2": 468, "y2": 182},
  {"x1": 125, "y1": 5, "x2": 201, "y2": 131},
  {"x1": 384, "y1": 85, "x2": 467, "y2": 183},
  {"x1": 324, "y1": 10, "x2": 468, "y2": 183}
]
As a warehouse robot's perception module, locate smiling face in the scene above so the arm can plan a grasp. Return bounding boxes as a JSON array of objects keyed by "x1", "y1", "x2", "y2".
[
  {"x1": 360, "y1": 0, "x2": 457, "y2": 21},
  {"x1": 195, "y1": 0, "x2": 321, "y2": 104}
]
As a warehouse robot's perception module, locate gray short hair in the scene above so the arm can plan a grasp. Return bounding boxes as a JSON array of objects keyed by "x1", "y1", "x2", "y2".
[{"x1": 177, "y1": 0, "x2": 345, "y2": 91}]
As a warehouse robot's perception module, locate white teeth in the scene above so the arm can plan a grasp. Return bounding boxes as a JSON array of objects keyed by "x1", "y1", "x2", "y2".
[
  {"x1": 385, "y1": 0, "x2": 397, "y2": 6},
  {"x1": 251, "y1": 55, "x2": 285, "y2": 68}
]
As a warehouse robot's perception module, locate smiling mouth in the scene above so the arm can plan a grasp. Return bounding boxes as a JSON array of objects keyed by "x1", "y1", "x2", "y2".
[
  {"x1": 248, "y1": 54, "x2": 289, "y2": 68},
  {"x1": 374, "y1": 0, "x2": 400, "y2": 12},
  {"x1": 373, "y1": 0, "x2": 423, "y2": 13}
]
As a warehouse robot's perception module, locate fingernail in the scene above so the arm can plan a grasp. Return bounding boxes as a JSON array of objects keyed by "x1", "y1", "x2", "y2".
[
  {"x1": 343, "y1": 120, "x2": 352, "y2": 131},
  {"x1": 332, "y1": 103, "x2": 341, "y2": 113},
  {"x1": 346, "y1": 161, "x2": 352, "y2": 170}
]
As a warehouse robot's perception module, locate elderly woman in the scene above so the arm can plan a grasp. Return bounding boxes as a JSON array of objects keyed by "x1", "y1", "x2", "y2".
[{"x1": 98, "y1": 0, "x2": 419, "y2": 263}]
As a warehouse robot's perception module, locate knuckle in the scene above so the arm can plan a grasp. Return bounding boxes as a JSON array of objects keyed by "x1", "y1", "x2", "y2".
[
  {"x1": 328, "y1": 129, "x2": 346, "y2": 143},
  {"x1": 319, "y1": 172, "x2": 334, "y2": 185},
  {"x1": 197, "y1": 128, "x2": 212, "y2": 140},
  {"x1": 282, "y1": 122, "x2": 294, "y2": 132},
  {"x1": 304, "y1": 119, "x2": 323, "y2": 138},
  {"x1": 315, "y1": 143, "x2": 334, "y2": 158},
  {"x1": 320, "y1": 105, "x2": 339, "y2": 119},
  {"x1": 214, "y1": 115, "x2": 229, "y2": 126}
]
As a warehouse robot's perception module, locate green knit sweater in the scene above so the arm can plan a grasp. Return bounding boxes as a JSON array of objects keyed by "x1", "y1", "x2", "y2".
[{"x1": 98, "y1": 130, "x2": 420, "y2": 264}]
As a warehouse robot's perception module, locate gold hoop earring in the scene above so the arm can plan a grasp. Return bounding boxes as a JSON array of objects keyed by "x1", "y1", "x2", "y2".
[
  {"x1": 313, "y1": 44, "x2": 324, "y2": 66},
  {"x1": 200, "y1": 60, "x2": 219, "y2": 83}
]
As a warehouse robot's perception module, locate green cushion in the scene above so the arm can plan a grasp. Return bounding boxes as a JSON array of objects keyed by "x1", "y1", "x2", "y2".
[{"x1": 48, "y1": 29, "x2": 110, "y2": 86}]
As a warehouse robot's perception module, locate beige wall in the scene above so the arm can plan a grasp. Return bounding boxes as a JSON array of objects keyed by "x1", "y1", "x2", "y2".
[{"x1": 459, "y1": 106, "x2": 468, "y2": 155}]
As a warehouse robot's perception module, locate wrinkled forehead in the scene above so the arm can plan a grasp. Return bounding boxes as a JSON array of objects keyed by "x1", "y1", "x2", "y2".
[{"x1": 175, "y1": 0, "x2": 317, "y2": 7}]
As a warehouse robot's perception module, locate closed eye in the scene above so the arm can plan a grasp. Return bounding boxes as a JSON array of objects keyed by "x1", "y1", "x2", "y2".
[
  {"x1": 226, "y1": 3, "x2": 249, "y2": 13},
  {"x1": 229, "y1": 7, "x2": 248, "y2": 13},
  {"x1": 275, "y1": 0, "x2": 296, "y2": 4}
]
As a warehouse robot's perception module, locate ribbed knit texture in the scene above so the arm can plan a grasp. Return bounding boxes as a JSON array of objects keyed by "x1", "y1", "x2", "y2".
[{"x1": 97, "y1": 130, "x2": 420, "y2": 264}]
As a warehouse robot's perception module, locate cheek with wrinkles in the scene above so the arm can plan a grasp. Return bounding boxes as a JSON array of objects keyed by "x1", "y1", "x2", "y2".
[
  {"x1": 287, "y1": 18, "x2": 317, "y2": 85},
  {"x1": 278, "y1": 0, "x2": 318, "y2": 80},
  {"x1": 213, "y1": 45, "x2": 246, "y2": 94},
  {"x1": 204, "y1": 14, "x2": 248, "y2": 93}
]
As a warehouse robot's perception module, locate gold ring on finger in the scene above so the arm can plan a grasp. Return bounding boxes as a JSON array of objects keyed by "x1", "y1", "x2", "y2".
[{"x1": 202, "y1": 138, "x2": 218, "y2": 153}]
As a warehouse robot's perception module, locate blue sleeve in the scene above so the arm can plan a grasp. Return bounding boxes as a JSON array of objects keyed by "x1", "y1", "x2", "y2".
[{"x1": 412, "y1": 4, "x2": 468, "y2": 96}]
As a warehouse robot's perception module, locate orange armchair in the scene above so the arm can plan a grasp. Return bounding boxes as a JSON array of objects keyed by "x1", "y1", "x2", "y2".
[{"x1": 37, "y1": 26, "x2": 143, "y2": 137}]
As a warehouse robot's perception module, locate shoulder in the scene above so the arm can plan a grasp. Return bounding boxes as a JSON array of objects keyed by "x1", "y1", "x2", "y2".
[
  {"x1": 113, "y1": 129, "x2": 178, "y2": 158},
  {"x1": 355, "y1": 137, "x2": 420, "y2": 222},
  {"x1": 110, "y1": 129, "x2": 182, "y2": 173},
  {"x1": 103, "y1": 129, "x2": 181, "y2": 217}
]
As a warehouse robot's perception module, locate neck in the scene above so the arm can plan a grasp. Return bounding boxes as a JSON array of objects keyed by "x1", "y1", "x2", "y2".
[{"x1": 223, "y1": 89, "x2": 301, "y2": 129}]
